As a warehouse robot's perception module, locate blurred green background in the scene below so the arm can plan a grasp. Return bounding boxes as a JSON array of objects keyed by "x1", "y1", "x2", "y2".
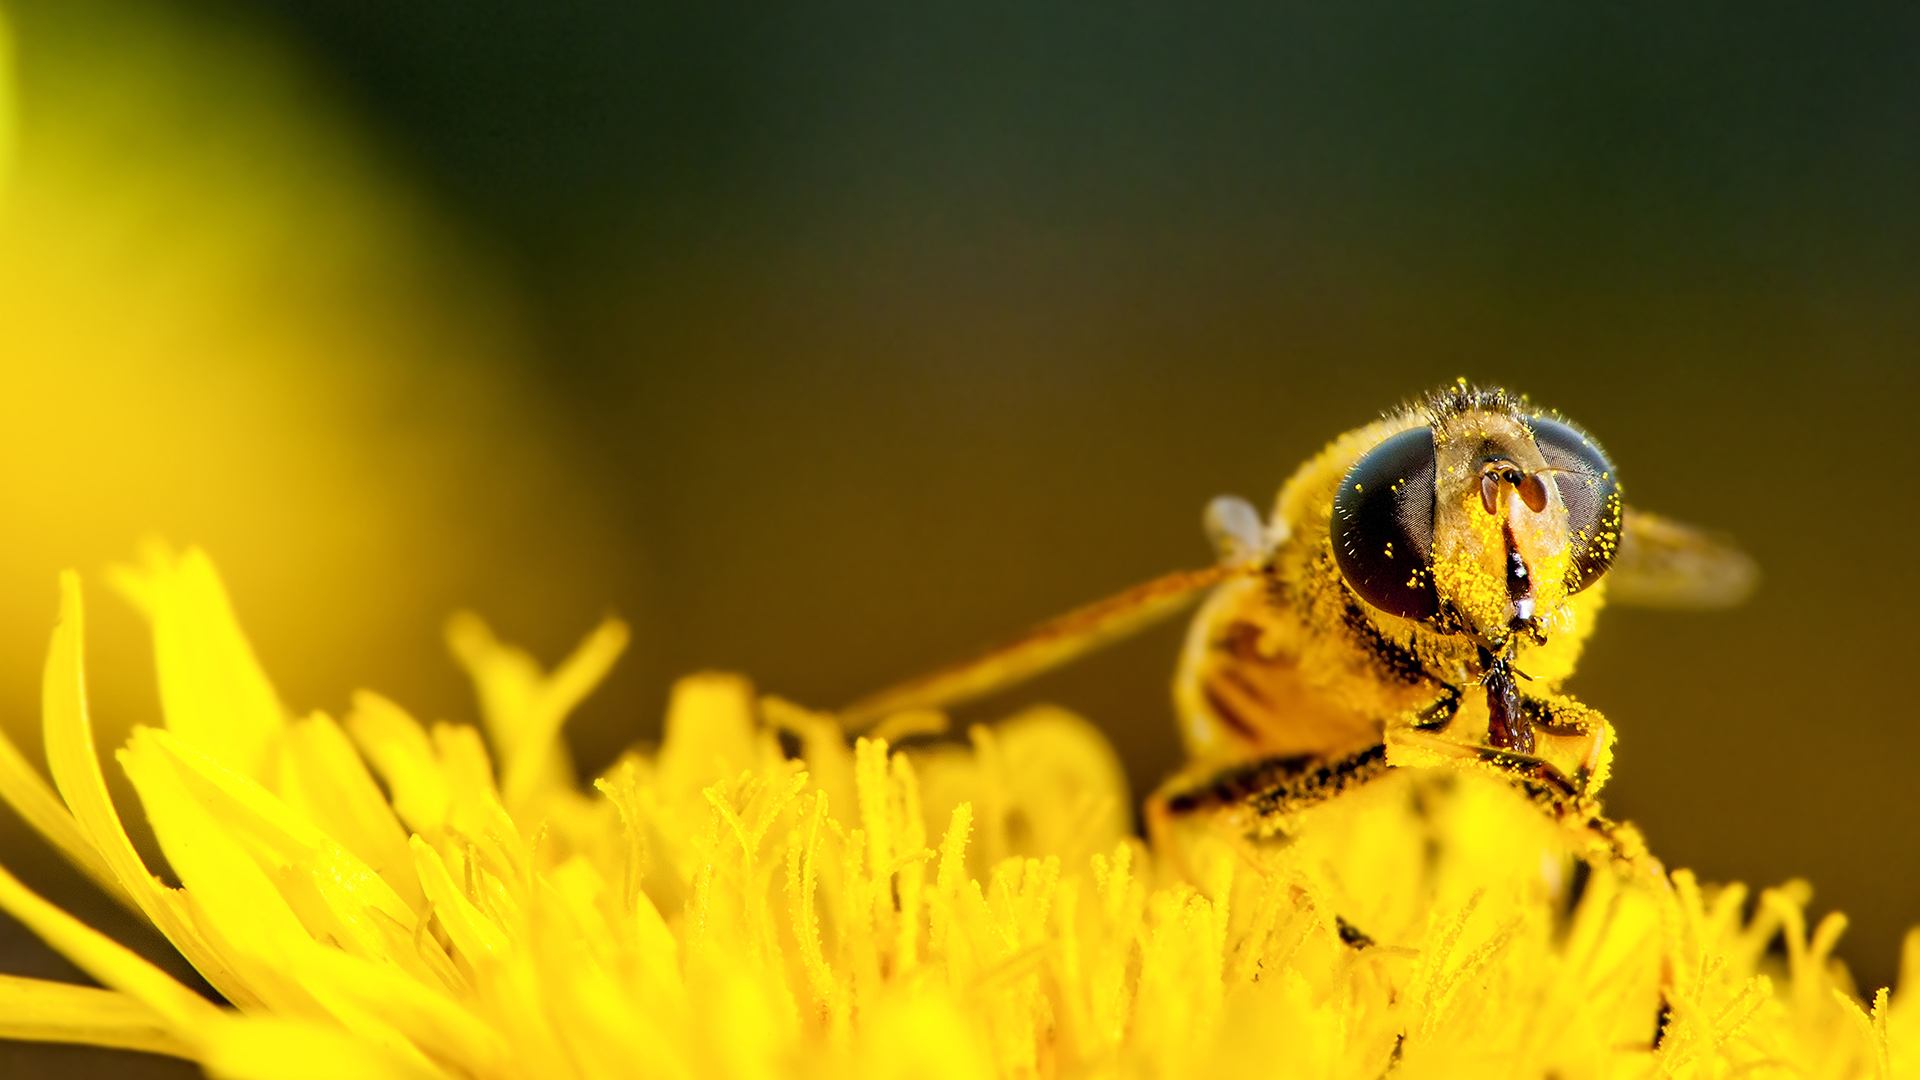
[{"x1": 0, "y1": 0, "x2": 1915, "y2": 1074}]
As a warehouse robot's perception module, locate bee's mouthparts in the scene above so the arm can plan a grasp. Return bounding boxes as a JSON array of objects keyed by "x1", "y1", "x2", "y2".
[{"x1": 1503, "y1": 528, "x2": 1536, "y2": 630}]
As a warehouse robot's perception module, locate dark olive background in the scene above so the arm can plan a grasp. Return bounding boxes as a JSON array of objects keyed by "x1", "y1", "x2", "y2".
[{"x1": 4, "y1": 0, "x2": 1919, "y2": 1075}]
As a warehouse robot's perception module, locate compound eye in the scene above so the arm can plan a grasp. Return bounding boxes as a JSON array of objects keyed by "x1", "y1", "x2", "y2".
[
  {"x1": 1528, "y1": 415, "x2": 1623, "y2": 593},
  {"x1": 1331, "y1": 426, "x2": 1439, "y2": 619}
]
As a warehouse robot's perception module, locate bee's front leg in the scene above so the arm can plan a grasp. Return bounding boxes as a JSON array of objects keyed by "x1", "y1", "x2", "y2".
[
  {"x1": 1524, "y1": 694, "x2": 1614, "y2": 797},
  {"x1": 1388, "y1": 688, "x2": 1616, "y2": 813}
]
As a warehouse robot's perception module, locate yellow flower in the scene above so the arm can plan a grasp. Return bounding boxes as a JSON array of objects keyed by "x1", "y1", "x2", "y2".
[{"x1": 0, "y1": 545, "x2": 1911, "y2": 1078}]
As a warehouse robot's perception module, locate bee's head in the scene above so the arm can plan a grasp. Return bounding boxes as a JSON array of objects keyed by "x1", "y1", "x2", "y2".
[{"x1": 1329, "y1": 385, "x2": 1622, "y2": 648}]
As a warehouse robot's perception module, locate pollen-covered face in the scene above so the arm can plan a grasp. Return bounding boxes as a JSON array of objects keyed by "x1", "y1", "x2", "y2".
[{"x1": 1330, "y1": 405, "x2": 1622, "y2": 650}]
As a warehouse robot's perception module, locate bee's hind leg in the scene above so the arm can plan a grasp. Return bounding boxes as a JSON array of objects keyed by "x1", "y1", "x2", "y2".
[
  {"x1": 1147, "y1": 745, "x2": 1394, "y2": 881},
  {"x1": 1157, "y1": 745, "x2": 1392, "y2": 822}
]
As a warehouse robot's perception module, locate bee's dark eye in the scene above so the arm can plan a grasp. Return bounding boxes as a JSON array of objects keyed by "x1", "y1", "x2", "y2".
[
  {"x1": 1332, "y1": 426, "x2": 1439, "y2": 619},
  {"x1": 1528, "y1": 416, "x2": 1623, "y2": 593}
]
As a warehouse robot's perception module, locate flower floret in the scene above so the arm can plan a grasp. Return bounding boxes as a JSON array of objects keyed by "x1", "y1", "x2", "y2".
[{"x1": 0, "y1": 546, "x2": 1902, "y2": 1079}]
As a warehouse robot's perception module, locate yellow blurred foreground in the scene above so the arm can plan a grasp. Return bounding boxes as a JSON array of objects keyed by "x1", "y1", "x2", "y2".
[{"x1": 0, "y1": 0, "x2": 625, "y2": 764}]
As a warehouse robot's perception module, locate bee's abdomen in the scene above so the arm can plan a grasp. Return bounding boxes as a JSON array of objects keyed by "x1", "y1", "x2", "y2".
[{"x1": 1176, "y1": 566, "x2": 1437, "y2": 764}]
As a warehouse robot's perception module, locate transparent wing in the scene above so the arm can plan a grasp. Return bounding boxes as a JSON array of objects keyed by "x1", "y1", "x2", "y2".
[
  {"x1": 1606, "y1": 508, "x2": 1759, "y2": 609},
  {"x1": 842, "y1": 563, "x2": 1245, "y2": 729}
]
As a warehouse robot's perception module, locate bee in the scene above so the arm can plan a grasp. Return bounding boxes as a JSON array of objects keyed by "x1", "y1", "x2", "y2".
[{"x1": 842, "y1": 381, "x2": 1755, "y2": 840}]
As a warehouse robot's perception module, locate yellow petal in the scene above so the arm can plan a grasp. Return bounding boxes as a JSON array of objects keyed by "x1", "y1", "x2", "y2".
[
  {"x1": 0, "y1": 974, "x2": 197, "y2": 1059},
  {"x1": 441, "y1": 611, "x2": 538, "y2": 752},
  {"x1": 120, "y1": 725, "x2": 430, "y2": 994},
  {"x1": 290, "y1": 946, "x2": 509, "y2": 1077},
  {"x1": 0, "y1": 860, "x2": 221, "y2": 1038},
  {"x1": 857, "y1": 994, "x2": 995, "y2": 1080},
  {"x1": 0, "y1": 715, "x2": 131, "y2": 908},
  {"x1": 409, "y1": 836, "x2": 511, "y2": 962},
  {"x1": 108, "y1": 543, "x2": 285, "y2": 779},
  {"x1": 422, "y1": 722, "x2": 529, "y2": 875},
  {"x1": 429, "y1": 720, "x2": 507, "y2": 819},
  {"x1": 41, "y1": 569, "x2": 258, "y2": 1006},
  {"x1": 762, "y1": 695, "x2": 858, "y2": 822},
  {"x1": 129, "y1": 726, "x2": 416, "y2": 931},
  {"x1": 274, "y1": 711, "x2": 423, "y2": 911},
  {"x1": 119, "y1": 733, "x2": 448, "y2": 1071},
  {"x1": 344, "y1": 691, "x2": 450, "y2": 834},
  {"x1": 446, "y1": 611, "x2": 628, "y2": 808},
  {"x1": 198, "y1": 1016, "x2": 446, "y2": 1080},
  {"x1": 655, "y1": 672, "x2": 758, "y2": 807},
  {"x1": 910, "y1": 706, "x2": 1128, "y2": 875},
  {"x1": 118, "y1": 727, "x2": 320, "y2": 961}
]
